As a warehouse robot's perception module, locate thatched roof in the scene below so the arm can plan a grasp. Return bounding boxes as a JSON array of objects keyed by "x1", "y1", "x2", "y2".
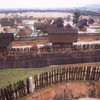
[
  {"x1": 52, "y1": 17, "x2": 64, "y2": 27},
  {"x1": 65, "y1": 23, "x2": 73, "y2": 28},
  {"x1": 44, "y1": 19, "x2": 52, "y2": 25},
  {"x1": 0, "y1": 18, "x2": 15, "y2": 27},
  {"x1": 16, "y1": 26, "x2": 33, "y2": 37},
  {"x1": 88, "y1": 18, "x2": 94, "y2": 24},
  {"x1": 34, "y1": 21, "x2": 47, "y2": 30},
  {"x1": 0, "y1": 33, "x2": 14, "y2": 48},
  {"x1": 77, "y1": 19, "x2": 89, "y2": 29}
]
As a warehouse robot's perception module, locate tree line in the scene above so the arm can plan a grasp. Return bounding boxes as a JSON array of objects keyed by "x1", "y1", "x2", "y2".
[{"x1": 0, "y1": 9, "x2": 100, "y2": 16}]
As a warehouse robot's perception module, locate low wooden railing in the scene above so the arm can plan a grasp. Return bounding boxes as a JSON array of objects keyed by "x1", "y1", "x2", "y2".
[
  {"x1": 0, "y1": 79, "x2": 29, "y2": 100},
  {"x1": 0, "y1": 66, "x2": 100, "y2": 100},
  {"x1": 34, "y1": 66, "x2": 100, "y2": 91}
]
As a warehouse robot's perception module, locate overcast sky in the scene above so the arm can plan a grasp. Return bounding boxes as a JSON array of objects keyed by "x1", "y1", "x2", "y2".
[{"x1": 0, "y1": 0, "x2": 100, "y2": 9}]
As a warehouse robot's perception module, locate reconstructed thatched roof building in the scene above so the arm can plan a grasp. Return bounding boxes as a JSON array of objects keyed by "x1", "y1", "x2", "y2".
[
  {"x1": 47, "y1": 26, "x2": 78, "y2": 46},
  {"x1": 77, "y1": 19, "x2": 89, "y2": 31},
  {"x1": 46, "y1": 17, "x2": 78, "y2": 46},
  {"x1": 0, "y1": 18, "x2": 15, "y2": 27},
  {"x1": 34, "y1": 21, "x2": 47, "y2": 30},
  {"x1": 33, "y1": 17, "x2": 78, "y2": 45},
  {"x1": 0, "y1": 33, "x2": 14, "y2": 50},
  {"x1": 52, "y1": 17, "x2": 64, "y2": 27},
  {"x1": 16, "y1": 26, "x2": 33, "y2": 37}
]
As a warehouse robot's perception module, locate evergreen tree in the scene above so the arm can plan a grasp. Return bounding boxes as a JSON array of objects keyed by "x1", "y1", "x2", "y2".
[{"x1": 73, "y1": 12, "x2": 81, "y2": 27}]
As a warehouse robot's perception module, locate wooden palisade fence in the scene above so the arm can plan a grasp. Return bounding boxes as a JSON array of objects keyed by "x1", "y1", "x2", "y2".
[
  {"x1": 34, "y1": 66, "x2": 100, "y2": 91},
  {"x1": 0, "y1": 66, "x2": 100, "y2": 100},
  {"x1": 0, "y1": 79, "x2": 30, "y2": 100},
  {"x1": 0, "y1": 43, "x2": 100, "y2": 57}
]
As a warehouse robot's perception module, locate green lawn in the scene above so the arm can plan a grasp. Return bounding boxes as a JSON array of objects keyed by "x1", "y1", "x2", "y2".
[
  {"x1": 96, "y1": 29, "x2": 100, "y2": 32},
  {"x1": 0, "y1": 62, "x2": 100, "y2": 88},
  {"x1": 0, "y1": 66, "x2": 65, "y2": 88}
]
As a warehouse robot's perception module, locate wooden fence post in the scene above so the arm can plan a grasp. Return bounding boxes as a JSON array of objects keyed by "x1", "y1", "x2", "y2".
[
  {"x1": 4, "y1": 88, "x2": 9, "y2": 100},
  {"x1": 62, "y1": 68, "x2": 64, "y2": 82},
  {"x1": 68, "y1": 67, "x2": 71, "y2": 81},
  {"x1": 90, "y1": 67, "x2": 96, "y2": 81},
  {"x1": 71, "y1": 67, "x2": 74, "y2": 81},
  {"x1": 0, "y1": 89, "x2": 2, "y2": 100},
  {"x1": 82, "y1": 66, "x2": 86, "y2": 81},
  {"x1": 36, "y1": 74, "x2": 39, "y2": 90},
  {"x1": 34, "y1": 75, "x2": 37, "y2": 91},
  {"x1": 16, "y1": 82, "x2": 20, "y2": 99},
  {"x1": 8, "y1": 84, "x2": 14, "y2": 100},
  {"x1": 14, "y1": 83, "x2": 18, "y2": 99},
  {"x1": 59, "y1": 68, "x2": 61, "y2": 82},
  {"x1": 1, "y1": 88, "x2": 5, "y2": 100},
  {"x1": 56, "y1": 69, "x2": 59, "y2": 83},
  {"x1": 43, "y1": 72, "x2": 46, "y2": 87},
  {"x1": 39, "y1": 74, "x2": 42, "y2": 89},
  {"x1": 77, "y1": 67, "x2": 80, "y2": 81},
  {"x1": 41, "y1": 73, "x2": 44, "y2": 87},
  {"x1": 48, "y1": 71, "x2": 51, "y2": 85},
  {"x1": 76, "y1": 67, "x2": 79, "y2": 81},
  {"x1": 69, "y1": 67, "x2": 72, "y2": 81},
  {"x1": 95, "y1": 67, "x2": 100, "y2": 81},
  {"x1": 45, "y1": 72, "x2": 48, "y2": 86},
  {"x1": 18, "y1": 81, "x2": 22, "y2": 98},
  {"x1": 79, "y1": 67, "x2": 83, "y2": 80},
  {"x1": 86, "y1": 66, "x2": 91, "y2": 81},
  {"x1": 54, "y1": 70, "x2": 56, "y2": 84},
  {"x1": 51, "y1": 70, "x2": 54, "y2": 84},
  {"x1": 65, "y1": 68, "x2": 68, "y2": 82},
  {"x1": 22, "y1": 80, "x2": 27, "y2": 96},
  {"x1": 26, "y1": 78, "x2": 30, "y2": 94}
]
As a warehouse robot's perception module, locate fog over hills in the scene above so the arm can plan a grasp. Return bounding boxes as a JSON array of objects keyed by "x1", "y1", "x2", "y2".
[
  {"x1": 0, "y1": 4, "x2": 100, "y2": 13},
  {"x1": 84, "y1": 4, "x2": 100, "y2": 9},
  {"x1": 77, "y1": 4, "x2": 100, "y2": 11}
]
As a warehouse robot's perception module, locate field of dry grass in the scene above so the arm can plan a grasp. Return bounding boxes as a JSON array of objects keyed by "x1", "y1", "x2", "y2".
[{"x1": 0, "y1": 12, "x2": 73, "y2": 18}]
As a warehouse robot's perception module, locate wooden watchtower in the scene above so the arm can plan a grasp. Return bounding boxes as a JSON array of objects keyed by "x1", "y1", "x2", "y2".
[
  {"x1": 0, "y1": 33, "x2": 14, "y2": 52},
  {"x1": 47, "y1": 18, "x2": 78, "y2": 46}
]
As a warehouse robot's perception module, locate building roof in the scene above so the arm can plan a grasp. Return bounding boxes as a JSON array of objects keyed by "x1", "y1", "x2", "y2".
[
  {"x1": 65, "y1": 23, "x2": 73, "y2": 28},
  {"x1": 16, "y1": 26, "x2": 33, "y2": 37},
  {"x1": 0, "y1": 33, "x2": 14, "y2": 48},
  {"x1": 52, "y1": 17, "x2": 64, "y2": 27},
  {"x1": 47, "y1": 27, "x2": 78, "y2": 34},
  {"x1": 38, "y1": 23, "x2": 77, "y2": 34},
  {"x1": 0, "y1": 33, "x2": 14, "y2": 39},
  {"x1": 0, "y1": 18, "x2": 15, "y2": 27},
  {"x1": 77, "y1": 19, "x2": 88, "y2": 29},
  {"x1": 34, "y1": 21, "x2": 47, "y2": 29}
]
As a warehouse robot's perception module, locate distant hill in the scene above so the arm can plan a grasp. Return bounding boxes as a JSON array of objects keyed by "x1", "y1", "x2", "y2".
[
  {"x1": 78, "y1": 4, "x2": 100, "y2": 11},
  {"x1": 84, "y1": 4, "x2": 100, "y2": 9},
  {"x1": 0, "y1": 4, "x2": 100, "y2": 13}
]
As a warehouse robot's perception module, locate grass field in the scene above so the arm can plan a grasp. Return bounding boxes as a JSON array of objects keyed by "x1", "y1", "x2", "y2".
[
  {"x1": 96, "y1": 29, "x2": 100, "y2": 32},
  {"x1": 0, "y1": 66, "x2": 66, "y2": 88},
  {"x1": 0, "y1": 62, "x2": 100, "y2": 88}
]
